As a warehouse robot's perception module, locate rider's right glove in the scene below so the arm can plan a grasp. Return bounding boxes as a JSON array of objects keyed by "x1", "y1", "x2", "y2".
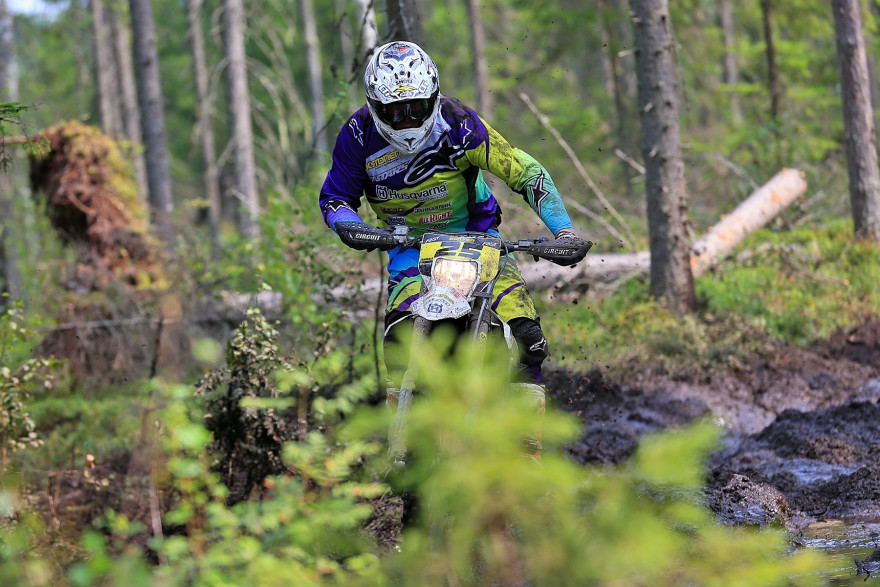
[{"x1": 335, "y1": 221, "x2": 382, "y2": 251}]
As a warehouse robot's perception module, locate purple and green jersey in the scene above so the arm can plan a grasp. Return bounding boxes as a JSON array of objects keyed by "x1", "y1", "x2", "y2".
[{"x1": 319, "y1": 95, "x2": 574, "y2": 316}]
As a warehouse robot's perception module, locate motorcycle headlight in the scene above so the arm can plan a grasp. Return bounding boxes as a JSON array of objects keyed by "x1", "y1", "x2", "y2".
[{"x1": 432, "y1": 258, "x2": 479, "y2": 295}]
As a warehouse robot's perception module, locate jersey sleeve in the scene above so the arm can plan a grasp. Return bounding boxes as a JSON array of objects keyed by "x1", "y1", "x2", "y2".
[
  {"x1": 319, "y1": 118, "x2": 369, "y2": 231},
  {"x1": 465, "y1": 118, "x2": 574, "y2": 236}
]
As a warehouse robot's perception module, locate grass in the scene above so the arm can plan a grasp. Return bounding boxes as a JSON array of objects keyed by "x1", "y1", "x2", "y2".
[{"x1": 542, "y1": 218, "x2": 880, "y2": 378}]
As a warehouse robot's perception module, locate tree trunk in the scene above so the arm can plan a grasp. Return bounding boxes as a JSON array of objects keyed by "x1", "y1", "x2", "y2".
[
  {"x1": 0, "y1": 0, "x2": 22, "y2": 301},
  {"x1": 301, "y1": 0, "x2": 328, "y2": 160},
  {"x1": 384, "y1": 0, "x2": 424, "y2": 45},
  {"x1": 865, "y1": 0, "x2": 880, "y2": 112},
  {"x1": 129, "y1": 0, "x2": 175, "y2": 245},
  {"x1": 354, "y1": 0, "x2": 378, "y2": 63},
  {"x1": 718, "y1": 0, "x2": 743, "y2": 124},
  {"x1": 90, "y1": 0, "x2": 122, "y2": 137},
  {"x1": 187, "y1": 0, "x2": 222, "y2": 254},
  {"x1": 109, "y1": 4, "x2": 148, "y2": 206},
  {"x1": 600, "y1": 0, "x2": 638, "y2": 197},
  {"x1": 335, "y1": 0, "x2": 359, "y2": 112},
  {"x1": 464, "y1": 0, "x2": 491, "y2": 118},
  {"x1": 760, "y1": 0, "x2": 781, "y2": 124},
  {"x1": 222, "y1": 0, "x2": 260, "y2": 241},
  {"x1": 0, "y1": 0, "x2": 17, "y2": 102},
  {"x1": 630, "y1": 0, "x2": 697, "y2": 313},
  {"x1": 833, "y1": 0, "x2": 880, "y2": 242}
]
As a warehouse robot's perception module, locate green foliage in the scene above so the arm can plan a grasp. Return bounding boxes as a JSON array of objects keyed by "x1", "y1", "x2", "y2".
[
  {"x1": 194, "y1": 308, "x2": 297, "y2": 502},
  {"x1": 0, "y1": 299, "x2": 57, "y2": 468},
  {"x1": 0, "y1": 102, "x2": 46, "y2": 170},
  {"x1": 345, "y1": 339, "x2": 824, "y2": 585}
]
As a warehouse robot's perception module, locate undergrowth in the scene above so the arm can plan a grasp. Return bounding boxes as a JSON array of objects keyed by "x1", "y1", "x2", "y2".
[{"x1": 544, "y1": 218, "x2": 880, "y2": 378}]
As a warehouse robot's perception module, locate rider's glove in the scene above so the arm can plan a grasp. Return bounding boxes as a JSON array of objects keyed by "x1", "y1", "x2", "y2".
[
  {"x1": 554, "y1": 228, "x2": 580, "y2": 241},
  {"x1": 336, "y1": 221, "x2": 381, "y2": 251}
]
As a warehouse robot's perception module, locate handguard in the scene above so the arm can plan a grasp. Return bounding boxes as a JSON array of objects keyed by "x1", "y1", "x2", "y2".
[
  {"x1": 335, "y1": 221, "x2": 398, "y2": 251},
  {"x1": 526, "y1": 237, "x2": 593, "y2": 266}
]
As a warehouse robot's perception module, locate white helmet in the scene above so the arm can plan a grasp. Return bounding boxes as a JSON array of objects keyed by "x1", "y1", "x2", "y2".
[{"x1": 364, "y1": 41, "x2": 441, "y2": 154}]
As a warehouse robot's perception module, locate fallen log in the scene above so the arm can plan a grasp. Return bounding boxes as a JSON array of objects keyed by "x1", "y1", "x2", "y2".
[
  {"x1": 520, "y1": 168, "x2": 807, "y2": 294},
  {"x1": 326, "y1": 168, "x2": 807, "y2": 310}
]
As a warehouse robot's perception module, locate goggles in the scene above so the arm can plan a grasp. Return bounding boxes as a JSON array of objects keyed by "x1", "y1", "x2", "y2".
[{"x1": 371, "y1": 93, "x2": 437, "y2": 129}]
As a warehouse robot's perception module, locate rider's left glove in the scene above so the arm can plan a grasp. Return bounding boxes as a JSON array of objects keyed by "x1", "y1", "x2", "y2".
[{"x1": 554, "y1": 228, "x2": 580, "y2": 241}]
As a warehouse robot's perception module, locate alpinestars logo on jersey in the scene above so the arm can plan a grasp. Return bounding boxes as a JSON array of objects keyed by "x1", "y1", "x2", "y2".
[
  {"x1": 404, "y1": 135, "x2": 465, "y2": 185},
  {"x1": 348, "y1": 118, "x2": 365, "y2": 146},
  {"x1": 528, "y1": 173, "x2": 550, "y2": 215}
]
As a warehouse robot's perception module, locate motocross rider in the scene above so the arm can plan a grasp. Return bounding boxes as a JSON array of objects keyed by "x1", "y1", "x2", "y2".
[{"x1": 319, "y1": 40, "x2": 583, "y2": 409}]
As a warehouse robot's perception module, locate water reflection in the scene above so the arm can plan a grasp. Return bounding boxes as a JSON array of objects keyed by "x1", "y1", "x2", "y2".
[{"x1": 800, "y1": 519, "x2": 880, "y2": 584}]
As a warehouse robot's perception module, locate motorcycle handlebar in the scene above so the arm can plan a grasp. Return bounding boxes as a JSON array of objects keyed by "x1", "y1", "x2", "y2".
[{"x1": 334, "y1": 221, "x2": 592, "y2": 266}]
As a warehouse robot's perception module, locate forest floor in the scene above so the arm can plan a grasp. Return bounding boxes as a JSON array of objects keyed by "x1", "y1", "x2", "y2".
[
  {"x1": 548, "y1": 317, "x2": 880, "y2": 540},
  {"x1": 367, "y1": 316, "x2": 880, "y2": 571}
]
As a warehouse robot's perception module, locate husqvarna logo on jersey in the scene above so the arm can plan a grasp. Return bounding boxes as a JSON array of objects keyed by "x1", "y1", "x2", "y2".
[{"x1": 374, "y1": 183, "x2": 449, "y2": 202}]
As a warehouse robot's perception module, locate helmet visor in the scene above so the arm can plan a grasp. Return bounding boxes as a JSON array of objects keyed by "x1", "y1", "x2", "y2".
[{"x1": 370, "y1": 93, "x2": 437, "y2": 130}]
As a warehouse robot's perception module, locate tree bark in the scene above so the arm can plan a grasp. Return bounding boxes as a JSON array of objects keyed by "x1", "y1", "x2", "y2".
[
  {"x1": 0, "y1": 0, "x2": 17, "y2": 102},
  {"x1": 630, "y1": 0, "x2": 697, "y2": 313},
  {"x1": 301, "y1": 0, "x2": 328, "y2": 159},
  {"x1": 187, "y1": 0, "x2": 222, "y2": 254},
  {"x1": 600, "y1": 0, "x2": 638, "y2": 197},
  {"x1": 718, "y1": 0, "x2": 742, "y2": 124},
  {"x1": 109, "y1": 4, "x2": 148, "y2": 206},
  {"x1": 129, "y1": 0, "x2": 175, "y2": 245},
  {"x1": 832, "y1": 0, "x2": 880, "y2": 242},
  {"x1": 760, "y1": 0, "x2": 781, "y2": 124},
  {"x1": 0, "y1": 0, "x2": 22, "y2": 300},
  {"x1": 222, "y1": 0, "x2": 260, "y2": 240},
  {"x1": 464, "y1": 0, "x2": 491, "y2": 118},
  {"x1": 384, "y1": 0, "x2": 424, "y2": 45},
  {"x1": 335, "y1": 0, "x2": 359, "y2": 112},
  {"x1": 90, "y1": 0, "x2": 122, "y2": 137},
  {"x1": 354, "y1": 0, "x2": 379, "y2": 63}
]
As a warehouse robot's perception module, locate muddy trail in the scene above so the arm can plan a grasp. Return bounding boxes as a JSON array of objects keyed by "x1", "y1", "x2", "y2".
[{"x1": 547, "y1": 318, "x2": 880, "y2": 542}]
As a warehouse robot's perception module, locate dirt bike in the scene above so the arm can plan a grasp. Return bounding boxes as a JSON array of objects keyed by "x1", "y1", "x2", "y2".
[{"x1": 335, "y1": 218, "x2": 592, "y2": 468}]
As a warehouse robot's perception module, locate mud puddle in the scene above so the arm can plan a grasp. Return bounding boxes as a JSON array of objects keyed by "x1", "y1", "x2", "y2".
[{"x1": 546, "y1": 317, "x2": 880, "y2": 580}]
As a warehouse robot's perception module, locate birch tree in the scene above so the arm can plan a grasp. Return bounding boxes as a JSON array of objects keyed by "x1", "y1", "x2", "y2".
[
  {"x1": 222, "y1": 0, "x2": 260, "y2": 240},
  {"x1": 630, "y1": 0, "x2": 697, "y2": 313},
  {"x1": 90, "y1": 0, "x2": 122, "y2": 136},
  {"x1": 832, "y1": 0, "x2": 880, "y2": 243},
  {"x1": 129, "y1": 0, "x2": 174, "y2": 244},
  {"x1": 109, "y1": 4, "x2": 148, "y2": 205},
  {"x1": 354, "y1": 0, "x2": 378, "y2": 60},
  {"x1": 187, "y1": 0, "x2": 222, "y2": 253},
  {"x1": 0, "y1": 0, "x2": 22, "y2": 300}
]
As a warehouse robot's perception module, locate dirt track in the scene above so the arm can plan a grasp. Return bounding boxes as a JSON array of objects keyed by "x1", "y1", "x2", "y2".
[{"x1": 547, "y1": 318, "x2": 880, "y2": 531}]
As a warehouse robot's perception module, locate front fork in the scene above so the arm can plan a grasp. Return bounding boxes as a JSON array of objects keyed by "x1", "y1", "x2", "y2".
[{"x1": 386, "y1": 296, "x2": 493, "y2": 469}]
